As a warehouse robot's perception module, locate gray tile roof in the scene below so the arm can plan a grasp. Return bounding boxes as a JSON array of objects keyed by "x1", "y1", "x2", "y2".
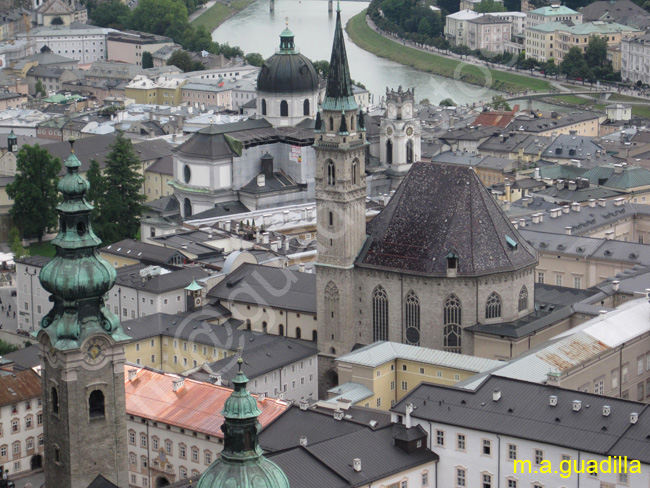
[
  {"x1": 207, "y1": 263, "x2": 316, "y2": 313},
  {"x1": 393, "y1": 375, "x2": 650, "y2": 462},
  {"x1": 512, "y1": 112, "x2": 600, "y2": 134},
  {"x1": 115, "y1": 264, "x2": 209, "y2": 293},
  {"x1": 357, "y1": 163, "x2": 538, "y2": 276},
  {"x1": 101, "y1": 238, "x2": 187, "y2": 266},
  {"x1": 2, "y1": 346, "x2": 40, "y2": 371}
]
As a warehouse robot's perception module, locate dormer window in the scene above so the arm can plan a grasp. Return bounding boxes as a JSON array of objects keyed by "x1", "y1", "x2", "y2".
[{"x1": 446, "y1": 252, "x2": 458, "y2": 270}]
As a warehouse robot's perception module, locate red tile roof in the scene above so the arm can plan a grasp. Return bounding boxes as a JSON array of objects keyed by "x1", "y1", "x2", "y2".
[
  {"x1": 124, "y1": 366, "x2": 288, "y2": 438},
  {"x1": 0, "y1": 369, "x2": 42, "y2": 407},
  {"x1": 472, "y1": 105, "x2": 519, "y2": 128}
]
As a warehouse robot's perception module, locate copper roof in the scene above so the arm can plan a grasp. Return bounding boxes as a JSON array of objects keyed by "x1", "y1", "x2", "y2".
[
  {"x1": 124, "y1": 367, "x2": 288, "y2": 437},
  {"x1": 0, "y1": 369, "x2": 42, "y2": 407}
]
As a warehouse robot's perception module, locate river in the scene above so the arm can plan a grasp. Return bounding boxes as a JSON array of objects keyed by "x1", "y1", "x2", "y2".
[{"x1": 212, "y1": 0, "x2": 499, "y2": 105}]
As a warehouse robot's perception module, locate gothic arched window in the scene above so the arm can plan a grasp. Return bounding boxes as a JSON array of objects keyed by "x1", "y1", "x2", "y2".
[
  {"x1": 327, "y1": 161, "x2": 335, "y2": 186},
  {"x1": 325, "y1": 281, "x2": 339, "y2": 321},
  {"x1": 372, "y1": 286, "x2": 389, "y2": 342},
  {"x1": 518, "y1": 285, "x2": 528, "y2": 312},
  {"x1": 280, "y1": 100, "x2": 288, "y2": 117},
  {"x1": 261, "y1": 99, "x2": 267, "y2": 116},
  {"x1": 279, "y1": 324, "x2": 284, "y2": 336},
  {"x1": 312, "y1": 330, "x2": 318, "y2": 342},
  {"x1": 51, "y1": 387, "x2": 59, "y2": 415},
  {"x1": 406, "y1": 139, "x2": 414, "y2": 164},
  {"x1": 329, "y1": 211, "x2": 333, "y2": 226},
  {"x1": 444, "y1": 294, "x2": 461, "y2": 353},
  {"x1": 386, "y1": 139, "x2": 393, "y2": 165},
  {"x1": 183, "y1": 198, "x2": 192, "y2": 218},
  {"x1": 295, "y1": 327, "x2": 301, "y2": 339},
  {"x1": 352, "y1": 159, "x2": 359, "y2": 185},
  {"x1": 89, "y1": 389, "x2": 105, "y2": 418},
  {"x1": 404, "y1": 291, "x2": 420, "y2": 346},
  {"x1": 303, "y1": 99, "x2": 310, "y2": 116},
  {"x1": 350, "y1": 115, "x2": 355, "y2": 131},
  {"x1": 486, "y1": 292, "x2": 502, "y2": 319}
]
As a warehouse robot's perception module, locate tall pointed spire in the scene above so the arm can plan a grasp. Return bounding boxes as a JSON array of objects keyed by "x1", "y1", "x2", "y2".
[{"x1": 323, "y1": 4, "x2": 357, "y2": 111}]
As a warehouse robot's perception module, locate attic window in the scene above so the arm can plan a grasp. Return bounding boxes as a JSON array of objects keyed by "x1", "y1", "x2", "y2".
[
  {"x1": 446, "y1": 252, "x2": 458, "y2": 269},
  {"x1": 506, "y1": 235, "x2": 518, "y2": 250}
]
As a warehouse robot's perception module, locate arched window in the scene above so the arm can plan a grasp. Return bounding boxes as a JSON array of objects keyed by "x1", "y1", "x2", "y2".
[
  {"x1": 386, "y1": 139, "x2": 393, "y2": 165},
  {"x1": 372, "y1": 286, "x2": 388, "y2": 342},
  {"x1": 262, "y1": 321, "x2": 268, "y2": 333},
  {"x1": 261, "y1": 99, "x2": 267, "y2": 116},
  {"x1": 486, "y1": 292, "x2": 502, "y2": 319},
  {"x1": 312, "y1": 330, "x2": 318, "y2": 342},
  {"x1": 327, "y1": 161, "x2": 335, "y2": 186},
  {"x1": 278, "y1": 324, "x2": 284, "y2": 336},
  {"x1": 280, "y1": 100, "x2": 288, "y2": 117},
  {"x1": 518, "y1": 285, "x2": 528, "y2": 312},
  {"x1": 404, "y1": 291, "x2": 420, "y2": 346},
  {"x1": 350, "y1": 115, "x2": 355, "y2": 131},
  {"x1": 330, "y1": 347, "x2": 336, "y2": 355},
  {"x1": 352, "y1": 159, "x2": 358, "y2": 185},
  {"x1": 303, "y1": 99, "x2": 310, "y2": 116},
  {"x1": 246, "y1": 319, "x2": 251, "y2": 330},
  {"x1": 183, "y1": 198, "x2": 192, "y2": 218},
  {"x1": 444, "y1": 294, "x2": 462, "y2": 353},
  {"x1": 295, "y1": 327, "x2": 301, "y2": 339},
  {"x1": 325, "y1": 281, "x2": 339, "y2": 321},
  {"x1": 88, "y1": 390, "x2": 105, "y2": 418},
  {"x1": 406, "y1": 139, "x2": 414, "y2": 164},
  {"x1": 329, "y1": 116, "x2": 334, "y2": 131},
  {"x1": 329, "y1": 211, "x2": 333, "y2": 226},
  {"x1": 51, "y1": 387, "x2": 59, "y2": 415}
]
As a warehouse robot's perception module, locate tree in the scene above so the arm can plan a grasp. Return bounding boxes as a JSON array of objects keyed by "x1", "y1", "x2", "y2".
[
  {"x1": 420, "y1": 98, "x2": 431, "y2": 105},
  {"x1": 90, "y1": 0, "x2": 131, "y2": 29},
  {"x1": 543, "y1": 58, "x2": 558, "y2": 78},
  {"x1": 560, "y1": 46, "x2": 590, "y2": 80},
  {"x1": 142, "y1": 51, "x2": 153, "y2": 69},
  {"x1": 92, "y1": 132, "x2": 146, "y2": 244},
  {"x1": 245, "y1": 53, "x2": 265, "y2": 67},
  {"x1": 585, "y1": 35, "x2": 608, "y2": 69},
  {"x1": 312, "y1": 60, "x2": 330, "y2": 77},
  {"x1": 34, "y1": 80, "x2": 46, "y2": 97},
  {"x1": 491, "y1": 95, "x2": 511, "y2": 111},
  {"x1": 130, "y1": 0, "x2": 188, "y2": 40},
  {"x1": 185, "y1": 25, "x2": 215, "y2": 53},
  {"x1": 85, "y1": 158, "x2": 103, "y2": 222},
  {"x1": 166, "y1": 50, "x2": 194, "y2": 72},
  {"x1": 439, "y1": 97, "x2": 457, "y2": 106},
  {"x1": 8, "y1": 228, "x2": 26, "y2": 259},
  {"x1": 6, "y1": 145, "x2": 61, "y2": 244},
  {"x1": 218, "y1": 43, "x2": 244, "y2": 59},
  {"x1": 474, "y1": 0, "x2": 506, "y2": 12}
]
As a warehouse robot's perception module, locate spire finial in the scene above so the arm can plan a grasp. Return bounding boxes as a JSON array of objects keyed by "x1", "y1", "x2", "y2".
[
  {"x1": 337, "y1": 0, "x2": 340, "y2": 12},
  {"x1": 285, "y1": 16, "x2": 289, "y2": 27},
  {"x1": 69, "y1": 138, "x2": 75, "y2": 153},
  {"x1": 237, "y1": 356, "x2": 243, "y2": 372}
]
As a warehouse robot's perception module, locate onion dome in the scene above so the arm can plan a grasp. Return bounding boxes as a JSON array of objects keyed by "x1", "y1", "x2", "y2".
[
  {"x1": 196, "y1": 358, "x2": 290, "y2": 488},
  {"x1": 38, "y1": 140, "x2": 130, "y2": 350},
  {"x1": 257, "y1": 21, "x2": 319, "y2": 95}
]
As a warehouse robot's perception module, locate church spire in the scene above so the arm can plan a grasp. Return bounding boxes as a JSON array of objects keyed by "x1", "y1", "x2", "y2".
[{"x1": 322, "y1": 4, "x2": 357, "y2": 111}]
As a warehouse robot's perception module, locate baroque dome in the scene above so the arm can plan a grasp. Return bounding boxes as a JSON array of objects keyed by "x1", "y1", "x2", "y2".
[{"x1": 256, "y1": 25, "x2": 319, "y2": 95}]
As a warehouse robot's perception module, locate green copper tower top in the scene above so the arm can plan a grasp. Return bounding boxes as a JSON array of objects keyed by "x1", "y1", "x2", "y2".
[
  {"x1": 196, "y1": 358, "x2": 290, "y2": 488},
  {"x1": 38, "y1": 140, "x2": 129, "y2": 350},
  {"x1": 278, "y1": 18, "x2": 298, "y2": 54},
  {"x1": 322, "y1": 3, "x2": 357, "y2": 112}
]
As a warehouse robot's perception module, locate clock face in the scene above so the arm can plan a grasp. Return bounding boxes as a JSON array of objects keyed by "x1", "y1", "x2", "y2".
[
  {"x1": 406, "y1": 126, "x2": 414, "y2": 136},
  {"x1": 388, "y1": 104, "x2": 396, "y2": 116},
  {"x1": 387, "y1": 126, "x2": 393, "y2": 136},
  {"x1": 83, "y1": 337, "x2": 107, "y2": 365}
]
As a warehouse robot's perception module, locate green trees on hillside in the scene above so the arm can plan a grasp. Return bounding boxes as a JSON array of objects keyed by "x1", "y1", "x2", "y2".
[{"x1": 368, "y1": 0, "x2": 443, "y2": 43}]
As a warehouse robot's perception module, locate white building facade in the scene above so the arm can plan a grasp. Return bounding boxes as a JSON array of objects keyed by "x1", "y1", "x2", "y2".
[{"x1": 17, "y1": 25, "x2": 112, "y2": 64}]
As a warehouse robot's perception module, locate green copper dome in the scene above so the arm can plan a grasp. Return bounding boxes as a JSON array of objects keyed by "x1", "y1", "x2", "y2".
[
  {"x1": 197, "y1": 358, "x2": 290, "y2": 488},
  {"x1": 37, "y1": 141, "x2": 130, "y2": 350}
]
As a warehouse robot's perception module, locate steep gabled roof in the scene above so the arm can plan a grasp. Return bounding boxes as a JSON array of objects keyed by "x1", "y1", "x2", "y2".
[{"x1": 356, "y1": 163, "x2": 537, "y2": 276}]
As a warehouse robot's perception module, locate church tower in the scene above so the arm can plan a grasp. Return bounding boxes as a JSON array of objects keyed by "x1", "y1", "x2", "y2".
[
  {"x1": 379, "y1": 86, "x2": 421, "y2": 179},
  {"x1": 38, "y1": 142, "x2": 130, "y2": 488},
  {"x1": 315, "y1": 2, "x2": 367, "y2": 390}
]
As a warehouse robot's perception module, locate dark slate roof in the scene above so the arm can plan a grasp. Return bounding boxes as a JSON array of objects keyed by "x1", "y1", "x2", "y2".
[
  {"x1": 2, "y1": 346, "x2": 40, "y2": 372},
  {"x1": 189, "y1": 201, "x2": 250, "y2": 220},
  {"x1": 356, "y1": 163, "x2": 538, "y2": 276},
  {"x1": 512, "y1": 112, "x2": 600, "y2": 133},
  {"x1": 239, "y1": 172, "x2": 301, "y2": 195},
  {"x1": 174, "y1": 127, "x2": 235, "y2": 160},
  {"x1": 266, "y1": 448, "x2": 349, "y2": 488},
  {"x1": 201, "y1": 338, "x2": 318, "y2": 384},
  {"x1": 115, "y1": 264, "x2": 209, "y2": 293},
  {"x1": 207, "y1": 262, "x2": 316, "y2": 313},
  {"x1": 393, "y1": 375, "x2": 650, "y2": 463},
  {"x1": 87, "y1": 474, "x2": 119, "y2": 488},
  {"x1": 324, "y1": 8, "x2": 355, "y2": 104},
  {"x1": 101, "y1": 238, "x2": 187, "y2": 265},
  {"x1": 145, "y1": 154, "x2": 173, "y2": 176},
  {"x1": 267, "y1": 426, "x2": 438, "y2": 488},
  {"x1": 257, "y1": 52, "x2": 319, "y2": 95},
  {"x1": 579, "y1": 0, "x2": 648, "y2": 21},
  {"x1": 260, "y1": 404, "x2": 393, "y2": 452}
]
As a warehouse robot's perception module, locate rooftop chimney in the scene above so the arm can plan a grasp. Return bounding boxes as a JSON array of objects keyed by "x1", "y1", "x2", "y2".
[
  {"x1": 257, "y1": 174, "x2": 266, "y2": 187},
  {"x1": 262, "y1": 232, "x2": 270, "y2": 244},
  {"x1": 603, "y1": 405, "x2": 611, "y2": 417},
  {"x1": 549, "y1": 395, "x2": 558, "y2": 406},
  {"x1": 299, "y1": 400, "x2": 309, "y2": 411},
  {"x1": 532, "y1": 213, "x2": 541, "y2": 224},
  {"x1": 598, "y1": 198, "x2": 607, "y2": 207},
  {"x1": 562, "y1": 205, "x2": 570, "y2": 214},
  {"x1": 573, "y1": 400, "x2": 582, "y2": 412},
  {"x1": 334, "y1": 410, "x2": 344, "y2": 421},
  {"x1": 405, "y1": 403, "x2": 414, "y2": 429},
  {"x1": 128, "y1": 369, "x2": 138, "y2": 381},
  {"x1": 493, "y1": 389, "x2": 502, "y2": 402},
  {"x1": 612, "y1": 280, "x2": 620, "y2": 292},
  {"x1": 614, "y1": 197, "x2": 625, "y2": 207},
  {"x1": 631, "y1": 412, "x2": 639, "y2": 424},
  {"x1": 300, "y1": 436, "x2": 308, "y2": 447},
  {"x1": 588, "y1": 198, "x2": 596, "y2": 208},
  {"x1": 571, "y1": 202, "x2": 581, "y2": 212},
  {"x1": 565, "y1": 226, "x2": 572, "y2": 236},
  {"x1": 353, "y1": 459, "x2": 362, "y2": 472},
  {"x1": 172, "y1": 378, "x2": 185, "y2": 392},
  {"x1": 614, "y1": 164, "x2": 624, "y2": 174}
]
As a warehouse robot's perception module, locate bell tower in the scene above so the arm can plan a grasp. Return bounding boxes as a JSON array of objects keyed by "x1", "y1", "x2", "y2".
[
  {"x1": 315, "y1": 1, "x2": 367, "y2": 392},
  {"x1": 380, "y1": 86, "x2": 421, "y2": 178},
  {"x1": 38, "y1": 141, "x2": 130, "y2": 488}
]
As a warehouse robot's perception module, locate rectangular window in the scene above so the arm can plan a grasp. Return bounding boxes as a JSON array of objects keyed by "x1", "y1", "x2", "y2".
[
  {"x1": 390, "y1": 381, "x2": 395, "y2": 391},
  {"x1": 508, "y1": 444, "x2": 517, "y2": 461},
  {"x1": 422, "y1": 472, "x2": 429, "y2": 486},
  {"x1": 534, "y1": 449, "x2": 543, "y2": 465},
  {"x1": 457, "y1": 434, "x2": 465, "y2": 450},
  {"x1": 482, "y1": 474, "x2": 491, "y2": 488},
  {"x1": 594, "y1": 379, "x2": 604, "y2": 395},
  {"x1": 638, "y1": 382, "x2": 644, "y2": 401},
  {"x1": 456, "y1": 468, "x2": 466, "y2": 487},
  {"x1": 483, "y1": 439, "x2": 491, "y2": 455},
  {"x1": 573, "y1": 276, "x2": 581, "y2": 289},
  {"x1": 537, "y1": 271, "x2": 544, "y2": 284},
  {"x1": 555, "y1": 275, "x2": 563, "y2": 286},
  {"x1": 638, "y1": 357, "x2": 644, "y2": 375},
  {"x1": 436, "y1": 430, "x2": 444, "y2": 446},
  {"x1": 623, "y1": 364, "x2": 629, "y2": 383},
  {"x1": 401, "y1": 381, "x2": 408, "y2": 391},
  {"x1": 376, "y1": 397, "x2": 381, "y2": 408},
  {"x1": 507, "y1": 481, "x2": 517, "y2": 488},
  {"x1": 612, "y1": 369, "x2": 619, "y2": 389}
]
